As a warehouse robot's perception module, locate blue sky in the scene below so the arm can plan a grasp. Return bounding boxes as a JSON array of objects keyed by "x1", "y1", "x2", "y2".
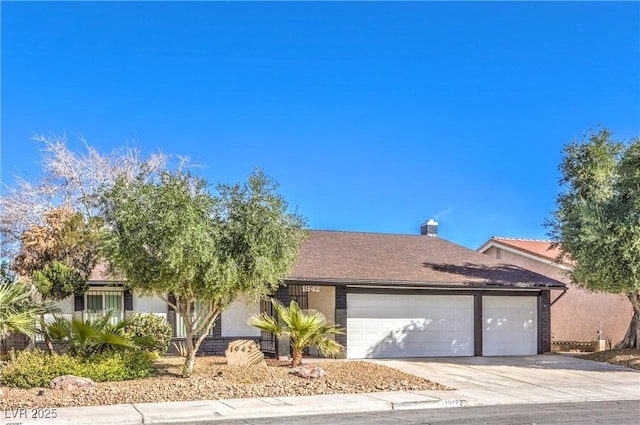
[{"x1": 1, "y1": 1, "x2": 639, "y2": 249}]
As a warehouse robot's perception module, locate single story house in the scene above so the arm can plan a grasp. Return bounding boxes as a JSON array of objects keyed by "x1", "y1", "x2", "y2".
[
  {"x1": 477, "y1": 237, "x2": 632, "y2": 345},
  {"x1": 58, "y1": 221, "x2": 565, "y2": 359}
]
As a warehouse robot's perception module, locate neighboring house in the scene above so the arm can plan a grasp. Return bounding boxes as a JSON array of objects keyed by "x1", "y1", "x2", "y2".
[
  {"x1": 477, "y1": 237, "x2": 632, "y2": 345},
  {"x1": 55, "y1": 222, "x2": 565, "y2": 359}
]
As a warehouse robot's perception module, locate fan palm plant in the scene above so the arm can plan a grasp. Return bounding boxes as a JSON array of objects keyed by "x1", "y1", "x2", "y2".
[
  {"x1": 0, "y1": 281, "x2": 59, "y2": 354},
  {"x1": 248, "y1": 299, "x2": 344, "y2": 367},
  {"x1": 45, "y1": 310, "x2": 146, "y2": 358}
]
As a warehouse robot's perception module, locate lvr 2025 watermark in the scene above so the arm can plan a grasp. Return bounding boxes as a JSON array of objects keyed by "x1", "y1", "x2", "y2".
[{"x1": 3, "y1": 407, "x2": 58, "y2": 422}]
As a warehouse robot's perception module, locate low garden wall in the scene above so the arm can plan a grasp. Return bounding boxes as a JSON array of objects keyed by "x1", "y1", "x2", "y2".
[{"x1": 551, "y1": 340, "x2": 606, "y2": 353}]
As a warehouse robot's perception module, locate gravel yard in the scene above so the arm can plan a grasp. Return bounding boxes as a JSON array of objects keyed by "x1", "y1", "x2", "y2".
[
  {"x1": 571, "y1": 348, "x2": 640, "y2": 370},
  {"x1": 0, "y1": 356, "x2": 450, "y2": 409},
  {"x1": 5, "y1": 349, "x2": 637, "y2": 410}
]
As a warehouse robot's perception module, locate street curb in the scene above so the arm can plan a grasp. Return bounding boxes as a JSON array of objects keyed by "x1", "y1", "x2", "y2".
[
  {"x1": 1, "y1": 394, "x2": 467, "y2": 425},
  {"x1": 390, "y1": 398, "x2": 466, "y2": 411}
]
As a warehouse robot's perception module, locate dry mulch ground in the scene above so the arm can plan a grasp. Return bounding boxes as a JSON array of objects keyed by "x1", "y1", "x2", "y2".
[
  {"x1": 0, "y1": 356, "x2": 449, "y2": 409},
  {"x1": 569, "y1": 348, "x2": 640, "y2": 370}
]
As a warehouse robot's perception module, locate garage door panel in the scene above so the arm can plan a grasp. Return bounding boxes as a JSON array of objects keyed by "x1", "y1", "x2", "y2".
[
  {"x1": 346, "y1": 294, "x2": 474, "y2": 359},
  {"x1": 483, "y1": 296, "x2": 537, "y2": 356}
]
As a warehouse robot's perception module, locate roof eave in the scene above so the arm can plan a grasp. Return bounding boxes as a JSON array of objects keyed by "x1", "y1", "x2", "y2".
[{"x1": 284, "y1": 277, "x2": 565, "y2": 290}]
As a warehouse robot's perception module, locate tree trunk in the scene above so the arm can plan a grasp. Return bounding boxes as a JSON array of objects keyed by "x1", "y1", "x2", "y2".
[
  {"x1": 291, "y1": 349, "x2": 303, "y2": 368},
  {"x1": 615, "y1": 293, "x2": 640, "y2": 350},
  {"x1": 40, "y1": 314, "x2": 55, "y2": 354},
  {"x1": 45, "y1": 337, "x2": 55, "y2": 354},
  {"x1": 182, "y1": 333, "x2": 196, "y2": 378}
]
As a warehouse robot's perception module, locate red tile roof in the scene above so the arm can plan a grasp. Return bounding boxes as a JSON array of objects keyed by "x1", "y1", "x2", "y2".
[
  {"x1": 479, "y1": 237, "x2": 572, "y2": 267},
  {"x1": 287, "y1": 230, "x2": 565, "y2": 288}
]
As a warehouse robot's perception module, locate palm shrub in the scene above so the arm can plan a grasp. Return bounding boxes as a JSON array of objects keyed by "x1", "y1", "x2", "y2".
[
  {"x1": 0, "y1": 264, "x2": 59, "y2": 354},
  {"x1": 248, "y1": 299, "x2": 345, "y2": 367},
  {"x1": 44, "y1": 310, "x2": 145, "y2": 358}
]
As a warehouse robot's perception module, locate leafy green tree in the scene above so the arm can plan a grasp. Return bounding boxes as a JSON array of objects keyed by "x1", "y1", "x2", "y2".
[
  {"x1": 248, "y1": 299, "x2": 345, "y2": 367},
  {"x1": 547, "y1": 128, "x2": 640, "y2": 349},
  {"x1": 100, "y1": 168, "x2": 307, "y2": 377}
]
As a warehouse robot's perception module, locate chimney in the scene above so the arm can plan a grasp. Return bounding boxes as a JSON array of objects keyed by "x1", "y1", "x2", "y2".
[{"x1": 420, "y1": 219, "x2": 438, "y2": 237}]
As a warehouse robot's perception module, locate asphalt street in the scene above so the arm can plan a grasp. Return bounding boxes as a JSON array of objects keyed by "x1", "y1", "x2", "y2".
[{"x1": 160, "y1": 400, "x2": 640, "y2": 425}]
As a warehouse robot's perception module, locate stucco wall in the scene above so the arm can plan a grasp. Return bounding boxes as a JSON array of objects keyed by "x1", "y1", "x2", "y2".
[
  {"x1": 484, "y1": 246, "x2": 632, "y2": 343},
  {"x1": 55, "y1": 297, "x2": 75, "y2": 314},
  {"x1": 133, "y1": 294, "x2": 168, "y2": 317},
  {"x1": 308, "y1": 286, "x2": 336, "y2": 325},
  {"x1": 220, "y1": 295, "x2": 260, "y2": 337}
]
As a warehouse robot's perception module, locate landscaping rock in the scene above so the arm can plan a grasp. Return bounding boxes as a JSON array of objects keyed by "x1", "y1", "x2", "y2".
[
  {"x1": 225, "y1": 340, "x2": 266, "y2": 366},
  {"x1": 1, "y1": 357, "x2": 449, "y2": 409},
  {"x1": 49, "y1": 375, "x2": 95, "y2": 391},
  {"x1": 290, "y1": 364, "x2": 325, "y2": 379}
]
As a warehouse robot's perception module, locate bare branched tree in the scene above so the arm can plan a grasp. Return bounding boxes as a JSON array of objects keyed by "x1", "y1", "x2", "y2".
[{"x1": 1, "y1": 133, "x2": 171, "y2": 258}]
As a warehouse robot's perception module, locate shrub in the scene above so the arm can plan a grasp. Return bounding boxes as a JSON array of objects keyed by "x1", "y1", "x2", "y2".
[
  {"x1": 126, "y1": 312, "x2": 172, "y2": 355},
  {"x1": 0, "y1": 349, "x2": 82, "y2": 388},
  {"x1": 80, "y1": 350, "x2": 158, "y2": 382},
  {"x1": 0, "y1": 349, "x2": 157, "y2": 388}
]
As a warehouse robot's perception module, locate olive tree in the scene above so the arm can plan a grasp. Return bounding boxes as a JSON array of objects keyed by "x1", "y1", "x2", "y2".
[
  {"x1": 547, "y1": 128, "x2": 640, "y2": 349},
  {"x1": 100, "y1": 168, "x2": 307, "y2": 377}
]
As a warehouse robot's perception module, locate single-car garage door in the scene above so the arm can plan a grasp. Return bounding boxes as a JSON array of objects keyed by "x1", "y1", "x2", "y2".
[
  {"x1": 483, "y1": 296, "x2": 537, "y2": 356},
  {"x1": 347, "y1": 293, "x2": 474, "y2": 358}
]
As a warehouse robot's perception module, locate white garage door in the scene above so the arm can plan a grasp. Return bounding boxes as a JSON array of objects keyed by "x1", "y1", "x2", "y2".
[
  {"x1": 483, "y1": 296, "x2": 537, "y2": 356},
  {"x1": 347, "y1": 293, "x2": 474, "y2": 359}
]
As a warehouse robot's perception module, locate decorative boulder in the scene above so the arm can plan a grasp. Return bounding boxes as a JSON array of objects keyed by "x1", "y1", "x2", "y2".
[
  {"x1": 225, "y1": 340, "x2": 266, "y2": 366},
  {"x1": 50, "y1": 375, "x2": 95, "y2": 391},
  {"x1": 290, "y1": 364, "x2": 325, "y2": 379}
]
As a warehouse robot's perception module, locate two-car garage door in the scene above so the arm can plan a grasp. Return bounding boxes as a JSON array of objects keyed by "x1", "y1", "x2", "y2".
[
  {"x1": 347, "y1": 294, "x2": 475, "y2": 358},
  {"x1": 347, "y1": 293, "x2": 537, "y2": 358}
]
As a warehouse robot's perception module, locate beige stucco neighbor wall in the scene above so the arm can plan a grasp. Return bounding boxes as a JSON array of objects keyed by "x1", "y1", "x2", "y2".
[{"x1": 484, "y1": 246, "x2": 632, "y2": 344}]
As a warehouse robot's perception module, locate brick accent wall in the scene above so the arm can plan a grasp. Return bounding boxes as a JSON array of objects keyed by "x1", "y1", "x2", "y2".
[
  {"x1": 167, "y1": 293, "x2": 177, "y2": 339},
  {"x1": 539, "y1": 290, "x2": 552, "y2": 353},
  {"x1": 274, "y1": 285, "x2": 290, "y2": 358},
  {"x1": 335, "y1": 286, "x2": 347, "y2": 349},
  {"x1": 168, "y1": 315, "x2": 260, "y2": 356},
  {"x1": 124, "y1": 289, "x2": 133, "y2": 311},
  {"x1": 74, "y1": 294, "x2": 84, "y2": 311},
  {"x1": 1, "y1": 332, "x2": 30, "y2": 353}
]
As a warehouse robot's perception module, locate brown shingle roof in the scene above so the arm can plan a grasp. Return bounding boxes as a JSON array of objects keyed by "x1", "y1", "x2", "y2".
[{"x1": 287, "y1": 230, "x2": 565, "y2": 289}]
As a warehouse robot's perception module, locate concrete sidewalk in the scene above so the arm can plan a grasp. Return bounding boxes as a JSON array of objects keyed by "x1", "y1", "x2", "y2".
[
  {"x1": 1, "y1": 391, "x2": 465, "y2": 425},
  {"x1": 2, "y1": 355, "x2": 639, "y2": 425}
]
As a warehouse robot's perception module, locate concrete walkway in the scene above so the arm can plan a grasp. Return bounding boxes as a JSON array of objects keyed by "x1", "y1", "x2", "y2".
[{"x1": 2, "y1": 355, "x2": 638, "y2": 425}]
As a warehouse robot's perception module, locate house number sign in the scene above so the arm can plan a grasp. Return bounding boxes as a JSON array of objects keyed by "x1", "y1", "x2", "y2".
[{"x1": 302, "y1": 285, "x2": 321, "y2": 293}]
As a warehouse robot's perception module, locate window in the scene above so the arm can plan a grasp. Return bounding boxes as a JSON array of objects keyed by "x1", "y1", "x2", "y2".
[
  {"x1": 84, "y1": 288, "x2": 124, "y2": 324},
  {"x1": 173, "y1": 301, "x2": 214, "y2": 338}
]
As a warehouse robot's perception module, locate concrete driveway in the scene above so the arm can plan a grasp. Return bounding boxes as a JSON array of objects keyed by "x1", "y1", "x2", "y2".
[{"x1": 372, "y1": 354, "x2": 640, "y2": 406}]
